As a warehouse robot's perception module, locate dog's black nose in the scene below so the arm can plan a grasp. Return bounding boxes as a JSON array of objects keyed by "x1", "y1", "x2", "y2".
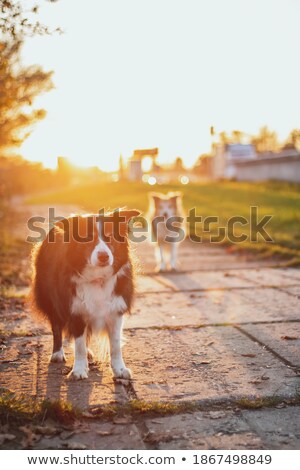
[{"x1": 97, "y1": 252, "x2": 109, "y2": 265}]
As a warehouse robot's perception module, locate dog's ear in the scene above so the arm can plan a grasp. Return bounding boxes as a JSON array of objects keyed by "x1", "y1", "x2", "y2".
[
  {"x1": 168, "y1": 191, "x2": 183, "y2": 204},
  {"x1": 118, "y1": 209, "x2": 141, "y2": 221},
  {"x1": 117, "y1": 209, "x2": 142, "y2": 236},
  {"x1": 148, "y1": 192, "x2": 161, "y2": 206}
]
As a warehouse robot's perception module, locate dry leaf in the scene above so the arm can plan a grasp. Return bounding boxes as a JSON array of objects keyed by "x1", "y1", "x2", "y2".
[
  {"x1": 63, "y1": 441, "x2": 87, "y2": 450},
  {"x1": 18, "y1": 349, "x2": 33, "y2": 356},
  {"x1": 33, "y1": 425, "x2": 60, "y2": 436},
  {"x1": 96, "y1": 430, "x2": 114, "y2": 436},
  {"x1": 249, "y1": 374, "x2": 269, "y2": 385},
  {"x1": 113, "y1": 416, "x2": 132, "y2": 425},
  {"x1": 60, "y1": 431, "x2": 76, "y2": 440},
  {"x1": 0, "y1": 433, "x2": 16, "y2": 445},
  {"x1": 144, "y1": 431, "x2": 174, "y2": 444},
  {"x1": 81, "y1": 411, "x2": 94, "y2": 419},
  {"x1": 20, "y1": 426, "x2": 40, "y2": 448},
  {"x1": 209, "y1": 411, "x2": 226, "y2": 419}
]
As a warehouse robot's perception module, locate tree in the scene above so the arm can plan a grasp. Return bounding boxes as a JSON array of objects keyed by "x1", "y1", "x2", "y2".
[
  {"x1": 251, "y1": 126, "x2": 279, "y2": 154},
  {"x1": 173, "y1": 157, "x2": 185, "y2": 172},
  {"x1": 219, "y1": 131, "x2": 230, "y2": 145},
  {"x1": 0, "y1": 40, "x2": 53, "y2": 155},
  {"x1": 0, "y1": 0, "x2": 61, "y2": 39},
  {"x1": 283, "y1": 129, "x2": 300, "y2": 151},
  {"x1": 231, "y1": 130, "x2": 245, "y2": 144}
]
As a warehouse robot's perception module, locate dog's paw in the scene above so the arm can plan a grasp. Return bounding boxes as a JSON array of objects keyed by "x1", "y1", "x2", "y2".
[
  {"x1": 113, "y1": 367, "x2": 132, "y2": 380},
  {"x1": 50, "y1": 349, "x2": 66, "y2": 363},
  {"x1": 68, "y1": 367, "x2": 89, "y2": 380},
  {"x1": 87, "y1": 348, "x2": 94, "y2": 363},
  {"x1": 155, "y1": 265, "x2": 167, "y2": 273},
  {"x1": 68, "y1": 360, "x2": 89, "y2": 380}
]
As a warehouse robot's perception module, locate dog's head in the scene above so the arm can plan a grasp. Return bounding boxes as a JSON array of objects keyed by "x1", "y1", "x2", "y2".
[
  {"x1": 52, "y1": 209, "x2": 140, "y2": 276},
  {"x1": 148, "y1": 192, "x2": 183, "y2": 219}
]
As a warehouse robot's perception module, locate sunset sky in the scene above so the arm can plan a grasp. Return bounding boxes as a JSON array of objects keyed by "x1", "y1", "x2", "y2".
[{"x1": 21, "y1": 0, "x2": 300, "y2": 172}]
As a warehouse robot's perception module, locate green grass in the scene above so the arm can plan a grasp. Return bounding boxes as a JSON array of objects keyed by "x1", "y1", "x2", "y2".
[
  {"x1": 27, "y1": 180, "x2": 300, "y2": 262},
  {"x1": 0, "y1": 390, "x2": 80, "y2": 425},
  {"x1": 2, "y1": 391, "x2": 300, "y2": 428}
]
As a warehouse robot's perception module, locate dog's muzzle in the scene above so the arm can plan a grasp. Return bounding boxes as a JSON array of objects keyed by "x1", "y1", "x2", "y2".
[{"x1": 97, "y1": 251, "x2": 110, "y2": 266}]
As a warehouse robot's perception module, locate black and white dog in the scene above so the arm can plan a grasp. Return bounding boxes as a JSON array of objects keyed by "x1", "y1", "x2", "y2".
[{"x1": 32, "y1": 210, "x2": 140, "y2": 380}]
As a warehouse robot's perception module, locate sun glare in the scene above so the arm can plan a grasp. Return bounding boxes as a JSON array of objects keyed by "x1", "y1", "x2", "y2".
[
  {"x1": 148, "y1": 176, "x2": 157, "y2": 186},
  {"x1": 18, "y1": 0, "x2": 300, "y2": 172}
]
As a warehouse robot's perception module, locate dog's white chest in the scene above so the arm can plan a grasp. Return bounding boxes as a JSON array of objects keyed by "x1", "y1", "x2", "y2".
[{"x1": 71, "y1": 275, "x2": 115, "y2": 329}]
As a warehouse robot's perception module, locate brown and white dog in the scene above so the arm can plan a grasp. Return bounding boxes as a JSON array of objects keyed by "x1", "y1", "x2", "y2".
[
  {"x1": 32, "y1": 210, "x2": 140, "y2": 380},
  {"x1": 148, "y1": 192, "x2": 184, "y2": 272}
]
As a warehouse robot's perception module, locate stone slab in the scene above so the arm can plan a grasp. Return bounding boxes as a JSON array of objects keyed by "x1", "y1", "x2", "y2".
[
  {"x1": 278, "y1": 269, "x2": 300, "y2": 281},
  {"x1": 135, "y1": 275, "x2": 172, "y2": 293},
  {"x1": 144, "y1": 407, "x2": 300, "y2": 450},
  {"x1": 280, "y1": 286, "x2": 300, "y2": 298},
  {"x1": 0, "y1": 336, "x2": 127, "y2": 408},
  {"x1": 126, "y1": 288, "x2": 300, "y2": 329},
  {"x1": 153, "y1": 271, "x2": 256, "y2": 292},
  {"x1": 144, "y1": 410, "x2": 263, "y2": 450},
  {"x1": 236, "y1": 268, "x2": 300, "y2": 287},
  {"x1": 242, "y1": 407, "x2": 300, "y2": 450},
  {"x1": 241, "y1": 323, "x2": 300, "y2": 368},
  {"x1": 123, "y1": 326, "x2": 300, "y2": 403},
  {"x1": 34, "y1": 422, "x2": 146, "y2": 450},
  {"x1": 133, "y1": 241, "x2": 281, "y2": 273}
]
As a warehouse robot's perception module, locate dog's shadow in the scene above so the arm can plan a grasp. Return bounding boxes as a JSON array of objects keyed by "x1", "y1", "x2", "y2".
[{"x1": 45, "y1": 345, "x2": 125, "y2": 410}]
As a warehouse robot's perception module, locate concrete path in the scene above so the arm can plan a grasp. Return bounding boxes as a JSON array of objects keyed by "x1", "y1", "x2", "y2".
[{"x1": 1, "y1": 235, "x2": 300, "y2": 449}]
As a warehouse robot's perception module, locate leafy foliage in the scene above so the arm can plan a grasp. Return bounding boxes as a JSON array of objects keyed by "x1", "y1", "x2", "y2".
[
  {"x1": 0, "y1": 0, "x2": 61, "y2": 39},
  {"x1": 250, "y1": 126, "x2": 279, "y2": 153},
  {"x1": 0, "y1": 40, "x2": 53, "y2": 154}
]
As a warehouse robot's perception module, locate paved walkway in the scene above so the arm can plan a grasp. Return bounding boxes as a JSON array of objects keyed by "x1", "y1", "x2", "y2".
[{"x1": 1, "y1": 215, "x2": 300, "y2": 448}]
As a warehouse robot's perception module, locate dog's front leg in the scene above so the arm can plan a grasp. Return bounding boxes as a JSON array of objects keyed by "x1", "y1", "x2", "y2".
[
  {"x1": 107, "y1": 313, "x2": 131, "y2": 380},
  {"x1": 69, "y1": 327, "x2": 89, "y2": 380}
]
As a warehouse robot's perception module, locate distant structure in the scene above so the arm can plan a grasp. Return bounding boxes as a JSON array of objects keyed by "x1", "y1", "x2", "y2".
[
  {"x1": 213, "y1": 144, "x2": 257, "y2": 179},
  {"x1": 234, "y1": 150, "x2": 300, "y2": 183},
  {"x1": 212, "y1": 144, "x2": 300, "y2": 182},
  {"x1": 128, "y1": 148, "x2": 158, "y2": 181}
]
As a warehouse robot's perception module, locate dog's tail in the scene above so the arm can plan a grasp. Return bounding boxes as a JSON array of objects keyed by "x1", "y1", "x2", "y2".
[{"x1": 97, "y1": 328, "x2": 127, "y2": 363}]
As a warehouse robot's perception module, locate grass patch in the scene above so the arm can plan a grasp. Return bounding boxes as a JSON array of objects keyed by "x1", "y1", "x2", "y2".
[
  {"x1": 0, "y1": 390, "x2": 80, "y2": 425},
  {"x1": 86, "y1": 395, "x2": 300, "y2": 419},
  {"x1": 2, "y1": 391, "x2": 300, "y2": 428},
  {"x1": 27, "y1": 180, "x2": 300, "y2": 263},
  {"x1": 236, "y1": 396, "x2": 284, "y2": 409},
  {"x1": 237, "y1": 394, "x2": 300, "y2": 409},
  {"x1": 87, "y1": 399, "x2": 198, "y2": 420}
]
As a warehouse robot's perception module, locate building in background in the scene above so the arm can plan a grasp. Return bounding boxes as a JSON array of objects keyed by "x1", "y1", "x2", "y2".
[
  {"x1": 234, "y1": 150, "x2": 300, "y2": 183},
  {"x1": 128, "y1": 148, "x2": 158, "y2": 181},
  {"x1": 212, "y1": 143, "x2": 257, "y2": 179}
]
